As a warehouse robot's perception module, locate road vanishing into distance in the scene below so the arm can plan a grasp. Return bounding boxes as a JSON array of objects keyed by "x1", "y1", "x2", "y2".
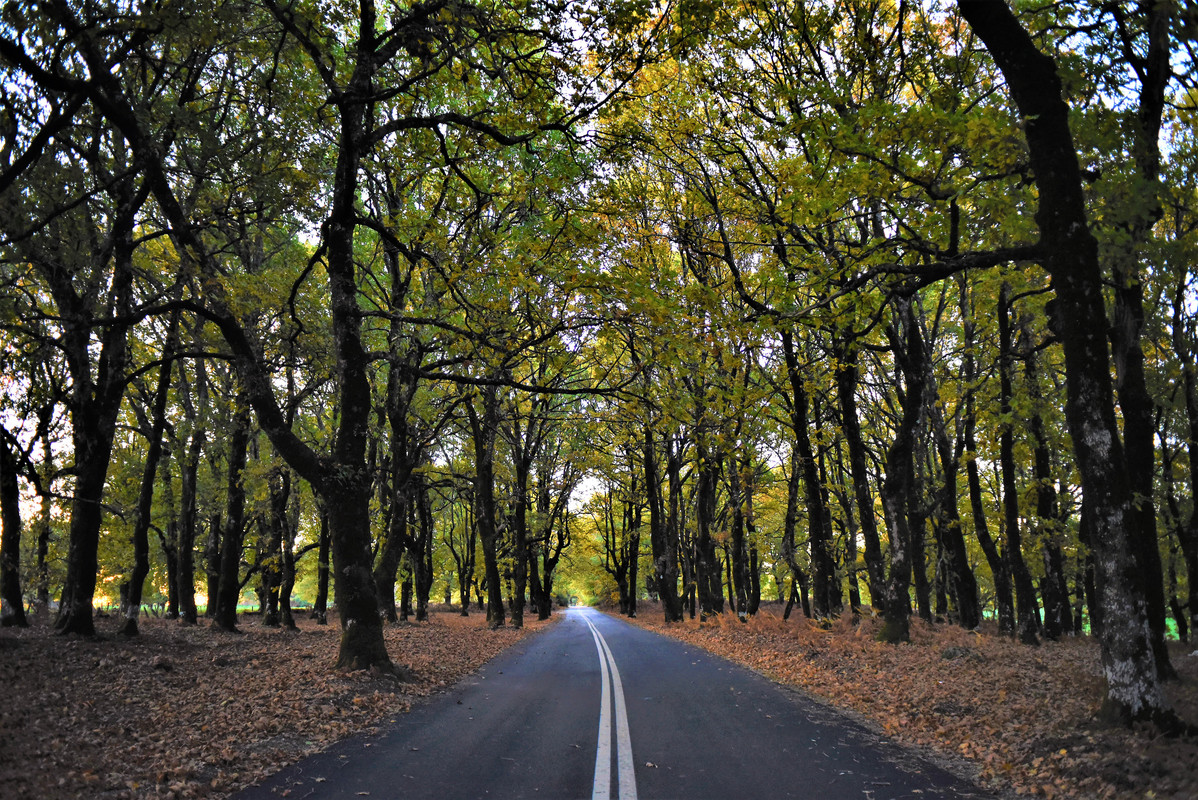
[{"x1": 238, "y1": 608, "x2": 995, "y2": 800}]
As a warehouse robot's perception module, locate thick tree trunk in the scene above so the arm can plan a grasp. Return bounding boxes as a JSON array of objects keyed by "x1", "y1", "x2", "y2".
[
  {"x1": 960, "y1": 0, "x2": 1166, "y2": 723},
  {"x1": 327, "y1": 474, "x2": 392, "y2": 669},
  {"x1": 55, "y1": 225, "x2": 136, "y2": 636},
  {"x1": 57, "y1": 397, "x2": 124, "y2": 636},
  {"x1": 1105, "y1": 0, "x2": 1175, "y2": 681},
  {"x1": 878, "y1": 299, "x2": 925, "y2": 644},
  {"x1": 0, "y1": 430, "x2": 27, "y2": 628}
]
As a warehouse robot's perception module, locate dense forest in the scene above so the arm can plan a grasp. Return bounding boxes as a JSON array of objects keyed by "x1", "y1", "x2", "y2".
[{"x1": 1, "y1": 0, "x2": 1196, "y2": 728}]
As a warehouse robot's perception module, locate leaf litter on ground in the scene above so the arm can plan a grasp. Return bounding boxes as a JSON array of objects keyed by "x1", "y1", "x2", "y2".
[
  {"x1": 0, "y1": 608, "x2": 551, "y2": 799},
  {"x1": 621, "y1": 602, "x2": 1198, "y2": 800}
]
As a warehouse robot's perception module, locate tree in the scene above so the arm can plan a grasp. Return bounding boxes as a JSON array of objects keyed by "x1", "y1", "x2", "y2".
[{"x1": 958, "y1": 0, "x2": 1167, "y2": 725}]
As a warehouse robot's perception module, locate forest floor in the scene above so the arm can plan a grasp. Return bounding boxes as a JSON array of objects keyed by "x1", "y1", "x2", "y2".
[
  {"x1": 0, "y1": 607, "x2": 549, "y2": 800},
  {"x1": 623, "y1": 602, "x2": 1198, "y2": 800},
  {"x1": 5, "y1": 604, "x2": 1196, "y2": 800}
]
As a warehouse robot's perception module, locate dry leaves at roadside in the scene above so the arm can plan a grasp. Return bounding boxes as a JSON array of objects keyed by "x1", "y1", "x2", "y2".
[
  {"x1": 624, "y1": 603, "x2": 1198, "y2": 800},
  {"x1": 0, "y1": 608, "x2": 550, "y2": 800}
]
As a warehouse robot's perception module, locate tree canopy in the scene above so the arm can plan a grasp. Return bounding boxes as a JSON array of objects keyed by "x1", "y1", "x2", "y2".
[{"x1": 3, "y1": 0, "x2": 1197, "y2": 726}]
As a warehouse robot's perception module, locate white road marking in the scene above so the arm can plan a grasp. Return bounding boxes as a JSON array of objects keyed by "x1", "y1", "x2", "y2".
[
  {"x1": 585, "y1": 614, "x2": 638, "y2": 800},
  {"x1": 590, "y1": 619, "x2": 612, "y2": 800}
]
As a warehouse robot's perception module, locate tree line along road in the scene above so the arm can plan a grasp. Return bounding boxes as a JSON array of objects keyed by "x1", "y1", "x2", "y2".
[{"x1": 237, "y1": 608, "x2": 997, "y2": 800}]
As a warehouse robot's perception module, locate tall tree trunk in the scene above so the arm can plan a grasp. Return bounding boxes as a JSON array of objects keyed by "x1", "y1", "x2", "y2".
[
  {"x1": 510, "y1": 468, "x2": 529, "y2": 629},
  {"x1": 644, "y1": 425, "x2": 683, "y2": 622},
  {"x1": 374, "y1": 492, "x2": 407, "y2": 625},
  {"x1": 878, "y1": 298, "x2": 925, "y2": 644},
  {"x1": 928, "y1": 392, "x2": 981, "y2": 629},
  {"x1": 177, "y1": 425, "x2": 203, "y2": 625},
  {"x1": 960, "y1": 276, "x2": 1015, "y2": 633},
  {"x1": 205, "y1": 513, "x2": 221, "y2": 619},
  {"x1": 998, "y1": 283, "x2": 1042, "y2": 645},
  {"x1": 0, "y1": 429, "x2": 27, "y2": 627},
  {"x1": 1171, "y1": 280, "x2": 1198, "y2": 641},
  {"x1": 909, "y1": 460, "x2": 932, "y2": 624},
  {"x1": 119, "y1": 311, "x2": 179, "y2": 636},
  {"x1": 781, "y1": 330, "x2": 838, "y2": 617},
  {"x1": 1025, "y1": 349, "x2": 1069, "y2": 640},
  {"x1": 780, "y1": 433, "x2": 810, "y2": 621},
  {"x1": 469, "y1": 385, "x2": 506, "y2": 629},
  {"x1": 693, "y1": 424, "x2": 723, "y2": 619},
  {"x1": 157, "y1": 458, "x2": 180, "y2": 620},
  {"x1": 261, "y1": 468, "x2": 290, "y2": 628},
  {"x1": 213, "y1": 401, "x2": 251, "y2": 632},
  {"x1": 959, "y1": 0, "x2": 1166, "y2": 722},
  {"x1": 627, "y1": 496, "x2": 641, "y2": 619},
  {"x1": 278, "y1": 471, "x2": 300, "y2": 631},
  {"x1": 1104, "y1": 0, "x2": 1175, "y2": 682},
  {"x1": 414, "y1": 474, "x2": 434, "y2": 622},
  {"x1": 54, "y1": 185, "x2": 139, "y2": 636},
  {"x1": 34, "y1": 441, "x2": 53, "y2": 618},
  {"x1": 835, "y1": 341, "x2": 886, "y2": 609},
  {"x1": 312, "y1": 502, "x2": 330, "y2": 625},
  {"x1": 729, "y1": 454, "x2": 751, "y2": 619}
]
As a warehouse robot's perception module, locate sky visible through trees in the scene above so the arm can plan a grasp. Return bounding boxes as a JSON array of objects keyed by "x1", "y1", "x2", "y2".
[{"x1": 2, "y1": 0, "x2": 1197, "y2": 726}]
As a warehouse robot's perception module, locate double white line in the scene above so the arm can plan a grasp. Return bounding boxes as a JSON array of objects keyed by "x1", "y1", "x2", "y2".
[{"x1": 584, "y1": 615, "x2": 637, "y2": 800}]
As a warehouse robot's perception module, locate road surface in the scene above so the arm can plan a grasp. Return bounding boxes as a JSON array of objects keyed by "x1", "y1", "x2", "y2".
[{"x1": 237, "y1": 607, "x2": 995, "y2": 799}]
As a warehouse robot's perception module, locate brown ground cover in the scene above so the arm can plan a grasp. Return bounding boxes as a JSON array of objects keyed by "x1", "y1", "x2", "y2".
[
  {"x1": 0, "y1": 608, "x2": 549, "y2": 800},
  {"x1": 622, "y1": 602, "x2": 1198, "y2": 800},
  {"x1": 5, "y1": 603, "x2": 1195, "y2": 800}
]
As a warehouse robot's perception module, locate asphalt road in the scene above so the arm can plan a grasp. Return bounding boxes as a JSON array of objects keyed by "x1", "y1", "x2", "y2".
[{"x1": 237, "y1": 608, "x2": 995, "y2": 800}]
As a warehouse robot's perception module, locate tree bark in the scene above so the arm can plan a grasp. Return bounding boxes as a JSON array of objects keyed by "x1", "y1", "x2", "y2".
[
  {"x1": 960, "y1": 276, "x2": 1015, "y2": 633},
  {"x1": 926, "y1": 364, "x2": 981, "y2": 628},
  {"x1": 959, "y1": 0, "x2": 1166, "y2": 723},
  {"x1": 120, "y1": 315, "x2": 179, "y2": 636},
  {"x1": 781, "y1": 330, "x2": 839, "y2": 617},
  {"x1": 998, "y1": 283, "x2": 1042, "y2": 645},
  {"x1": 312, "y1": 502, "x2": 330, "y2": 625},
  {"x1": 469, "y1": 384, "x2": 506, "y2": 629},
  {"x1": 644, "y1": 425, "x2": 683, "y2": 622},
  {"x1": 55, "y1": 233, "x2": 136, "y2": 635},
  {"x1": 878, "y1": 298, "x2": 925, "y2": 644},
  {"x1": 1104, "y1": 0, "x2": 1175, "y2": 681},
  {"x1": 0, "y1": 429, "x2": 27, "y2": 627},
  {"x1": 213, "y1": 400, "x2": 251, "y2": 633}
]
